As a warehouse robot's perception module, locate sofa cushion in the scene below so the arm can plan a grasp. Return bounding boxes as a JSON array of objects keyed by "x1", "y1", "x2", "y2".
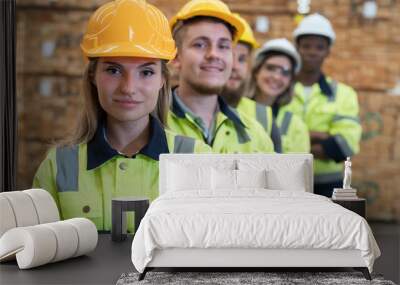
[
  {"x1": 211, "y1": 168, "x2": 236, "y2": 190},
  {"x1": 211, "y1": 169, "x2": 267, "y2": 191},
  {"x1": 237, "y1": 169, "x2": 267, "y2": 189},
  {"x1": 167, "y1": 162, "x2": 212, "y2": 191},
  {"x1": 238, "y1": 159, "x2": 306, "y2": 191}
]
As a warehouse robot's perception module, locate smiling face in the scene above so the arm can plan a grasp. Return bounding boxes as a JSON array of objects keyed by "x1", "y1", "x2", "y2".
[
  {"x1": 93, "y1": 57, "x2": 164, "y2": 122},
  {"x1": 225, "y1": 42, "x2": 251, "y2": 92},
  {"x1": 173, "y1": 20, "x2": 233, "y2": 95},
  {"x1": 256, "y1": 55, "x2": 293, "y2": 98}
]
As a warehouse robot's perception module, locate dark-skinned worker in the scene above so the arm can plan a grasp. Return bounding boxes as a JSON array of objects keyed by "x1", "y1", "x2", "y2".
[{"x1": 286, "y1": 14, "x2": 361, "y2": 197}]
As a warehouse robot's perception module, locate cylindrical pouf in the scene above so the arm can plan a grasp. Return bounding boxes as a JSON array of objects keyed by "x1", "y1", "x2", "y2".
[
  {"x1": 42, "y1": 221, "x2": 79, "y2": 262},
  {"x1": 0, "y1": 218, "x2": 97, "y2": 269},
  {"x1": 23, "y1": 189, "x2": 60, "y2": 223},
  {"x1": 0, "y1": 196, "x2": 17, "y2": 237},
  {"x1": 0, "y1": 226, "x2": 57, "y2": 269},
  {"x1": 64, "y1": 218, "x2": 98, "y2": 257},
  {"x1": 0, "y1": 192, "x2": 39, "y2": 227}
]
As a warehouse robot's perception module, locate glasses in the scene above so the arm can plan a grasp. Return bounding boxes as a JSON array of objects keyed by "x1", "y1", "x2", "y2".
[{"x1": 263, "y1": 63, "x2": 292, "y2": 78}]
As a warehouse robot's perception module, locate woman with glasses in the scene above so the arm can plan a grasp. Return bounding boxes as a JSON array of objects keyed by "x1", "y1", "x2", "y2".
[{"x1": 246, "y1": 38, "x2": 310, "y2": 153}]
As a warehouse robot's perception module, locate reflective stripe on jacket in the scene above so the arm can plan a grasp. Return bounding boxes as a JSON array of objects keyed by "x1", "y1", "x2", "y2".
[
  {"x1": 32, "y1": 128, "x2": 211, "y2": 231},
  {"x1": 167, "y1": 94, "x2": 274, "y2": 153},
  {"x1": 237, "y1": 97, "x2": 308, "y2": 153},
  {"x1": 236, "y1": 97, "x2": 282, "y2": 152},
  {"x1": 276, "y1": 108, "x2": 310, "y2": 153},
  {"x1": 237, "y1": 97, "x2": 273, "y2": 135}
]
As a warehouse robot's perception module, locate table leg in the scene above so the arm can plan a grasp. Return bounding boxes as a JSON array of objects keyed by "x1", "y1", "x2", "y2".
[{"x1": 112, "y1": 201, "x2": 126, "y2": 241}]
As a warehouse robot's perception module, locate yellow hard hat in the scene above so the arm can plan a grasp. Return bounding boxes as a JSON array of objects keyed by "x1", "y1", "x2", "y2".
[
  {"x1": 234, "y1": 13, "x2": 259, "y2": 49},
  {"x1": 81, "y1": 0, "x2": 176, "y2": 60},
  {"x1": 169, "y1": 0, "x2": 245, "y2": 43}
]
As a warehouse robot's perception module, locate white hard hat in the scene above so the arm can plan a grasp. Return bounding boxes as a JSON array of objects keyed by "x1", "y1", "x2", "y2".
[
  {"x1": 293, "y1": 13, "x2": 336, "y2": 44},
  {"x1": 255, "y1": 38, "x2": 302, "y2": 74}
]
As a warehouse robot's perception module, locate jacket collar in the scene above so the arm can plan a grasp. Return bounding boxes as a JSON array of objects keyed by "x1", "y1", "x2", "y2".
[
  {"x1": 318, "y1": 73, "x2": 334, "y2": 98},
  {"x1": 171, "y1": 87, "x2": 246, "y2": 129},
  {"x1": 87, "y1": 116, "x2": 169, "y2": 170}
]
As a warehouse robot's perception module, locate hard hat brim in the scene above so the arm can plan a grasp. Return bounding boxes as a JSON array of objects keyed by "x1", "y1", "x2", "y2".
[
  {"x1": 170, "y1": 10, "x2": 245, "y2": 43},
  {"x1": 81, "y1": 42, "x2": 177, "y2": 61},
  {"x1": 239, "y1": 39, "x2": 260, "y2": 50},
  {"x1": 293, "y1": 31, "x2": 335, "y2": 44}
]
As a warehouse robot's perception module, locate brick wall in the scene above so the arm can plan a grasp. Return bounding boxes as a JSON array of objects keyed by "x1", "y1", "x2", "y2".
[{"x1": 16, "y1": 0, "x2": 400, "y2": 221}]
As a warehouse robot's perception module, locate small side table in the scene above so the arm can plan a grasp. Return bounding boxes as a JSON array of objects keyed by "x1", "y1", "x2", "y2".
[
  {"x1": 112, "y1": 197, "x2": 149, "y2": 242},
  {"x1": 331, "y1": 198, "x2": 366, "y2": 218}
]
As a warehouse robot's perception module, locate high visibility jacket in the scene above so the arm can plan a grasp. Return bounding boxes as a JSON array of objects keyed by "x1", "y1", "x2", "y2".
[
  {"x1": 275, "y1": 108, "x2": 310, "y2": 153},
  {"x1": 237, "y1": 97, "x2": 309, "y2": 153},
  {"x1": 237, "y1": 97, "x2": 273, "y2": 135},
  {"x1": 236, "y1": 97, "x2": 282, "y2": 153},
  {"x1": 167, "y1": 93, "x2": 274, "y2": 153},
  {"x1": 287, "y1": 75, "x2": 361, "y2": 183},
  {"x1": 32, "y1": 117, "x2": 211, "y2": 231}
]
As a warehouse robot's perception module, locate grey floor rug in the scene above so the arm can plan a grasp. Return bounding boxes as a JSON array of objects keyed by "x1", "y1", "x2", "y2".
[{"x1": 117, "y1": 272, "x2": 396, "y2": 285}]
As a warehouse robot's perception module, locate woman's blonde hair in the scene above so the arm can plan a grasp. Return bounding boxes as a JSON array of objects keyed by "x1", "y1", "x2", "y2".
[
  {"x1": 61, "y1": 58, "x2": 171, "y2": 146},
  {"x1": 246, "y1": 51, "x2": 296, "y2": 107}
]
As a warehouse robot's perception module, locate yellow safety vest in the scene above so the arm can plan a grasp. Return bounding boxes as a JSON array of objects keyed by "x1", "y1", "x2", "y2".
[
  {"x1": 32, "y1": 117, "x2": 211, "y2": 231},
  {"x1": 236, "y1": 97, "x2": 273, "y2": 136},
  {"x1": 167, "y1": 93, "x2": 274, "y2": 153},
  {"x1": 237, "y1": 97, "x2": 310, "y2": 153},
  {"x1": 276, "y1": 108, "x2": 310, "y2": 153},
  {"x1": 287, "y1": 75, "x2": 361, "y2": 183}
]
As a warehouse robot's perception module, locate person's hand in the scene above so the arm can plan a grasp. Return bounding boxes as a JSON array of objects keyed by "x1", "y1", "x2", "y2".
[
  {"x1": 310, "y1": 131, "x2": 329, "y2": 144},
  {"x1": 310, "y1": 131, "x2": 330, "y2": 159},
  {"x1": 311, "y1": 143, "x2": 328, "y2": 160}
]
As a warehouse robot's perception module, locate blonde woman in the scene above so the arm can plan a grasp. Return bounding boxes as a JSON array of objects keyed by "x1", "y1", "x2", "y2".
[
  {"x1": 247, "y1": 38, "x2": 310, "y2": 153},
  {"x1": 33, "y1": 0, "x2": 210, "y2": 231}
]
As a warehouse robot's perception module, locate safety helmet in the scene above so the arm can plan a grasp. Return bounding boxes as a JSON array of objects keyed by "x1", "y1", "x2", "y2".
[
  {"x1": 234, "y1": 13, "x2": 259, "y2": 49},
  {"x1": 81, "y1": 0, "x2": 176, "y2": 60},
  {"x1": 292, "y1": 13, "x2": 336, "y2": 44},
  {"x1": 169, "y1": 0, "x2": 245, "y2": 43},
  {"x1": 255, "y1": 38, "x2": 302, "y2": 74}
]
